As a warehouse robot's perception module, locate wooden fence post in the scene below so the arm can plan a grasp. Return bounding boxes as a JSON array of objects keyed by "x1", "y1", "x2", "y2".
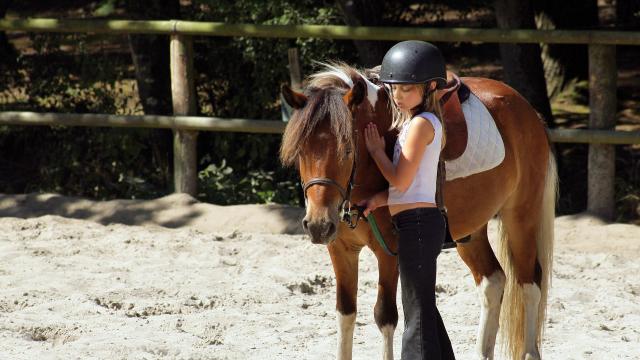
[
  {"x1": 587, "y1": 44, "x2": 617, "y2": 220},
  {"x1": 281, "y1": 48, "x2": 303, "y2": 122},
  {"x1": 170, "y1": 33, "x2": 198, "y2": 196},
  {"x1": 288, "y1": 47, "x2": 302, "y2": 90}
]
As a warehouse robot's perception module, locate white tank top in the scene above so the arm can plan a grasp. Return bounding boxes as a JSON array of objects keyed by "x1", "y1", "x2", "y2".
[{"x1": 387, "y1": 112, "x2": 442, "y2": 205}]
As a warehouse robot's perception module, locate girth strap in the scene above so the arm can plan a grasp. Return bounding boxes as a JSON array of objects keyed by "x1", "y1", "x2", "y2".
[{"x1": 436, "y1": 159, "x2": 471, "y2": 248}]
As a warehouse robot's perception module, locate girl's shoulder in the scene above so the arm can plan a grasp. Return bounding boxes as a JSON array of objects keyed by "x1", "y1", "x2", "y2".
[
  {"x1": 405, "y1": 113, "x2": 436, "y2": 142},
  {"x1": 413, "y1": 111, "x2": 439, "y2": 123},
  {"x1": 410, "y1": 112, "x2": 440, "y2": 132}
]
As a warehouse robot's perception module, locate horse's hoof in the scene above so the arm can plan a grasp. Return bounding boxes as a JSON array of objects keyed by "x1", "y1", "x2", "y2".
[{"x1": 524, "y1": 353, "x2": 541, "y2": 360}]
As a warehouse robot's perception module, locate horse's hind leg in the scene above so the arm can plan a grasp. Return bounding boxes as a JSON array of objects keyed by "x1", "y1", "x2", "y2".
[
  {"x1": 499, "y1": 154, "x2": 556, "y2": 360},
  {"x1": 499, "y1": 209, "x2": 542, "y2": 360},
  {"x1": 328, "y1": 238, "x2": 362, "y2": 360},
  {"x1": 456, "y1": 224, "x2": 505, "y2": 360}
]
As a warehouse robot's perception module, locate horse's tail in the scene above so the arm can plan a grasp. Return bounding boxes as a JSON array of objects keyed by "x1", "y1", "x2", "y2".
[{"x1": 498, "y1": 150, "x2": 557, "y2": 359}]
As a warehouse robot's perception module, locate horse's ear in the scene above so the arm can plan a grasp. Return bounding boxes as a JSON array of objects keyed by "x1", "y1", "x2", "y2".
[
  {"x1": 282, "y1": 84, "x2": 307, "y2": 109},
  {"x1": 343, "y1": 79, "x2": 366, "y2": 107}
]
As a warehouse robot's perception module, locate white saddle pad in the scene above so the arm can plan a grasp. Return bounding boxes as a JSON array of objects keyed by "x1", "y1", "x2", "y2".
[{"x1": 445, "y1": 93, "x2": 505, "y2": 180}]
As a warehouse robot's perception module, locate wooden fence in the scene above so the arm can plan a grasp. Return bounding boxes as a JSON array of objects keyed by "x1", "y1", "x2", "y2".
[
  {"x1": 0, "y1": 112, "x2": 638, "y2": 143},
  {"x1": 1, "y1": 18, "x2": 639, "y2": 219}
]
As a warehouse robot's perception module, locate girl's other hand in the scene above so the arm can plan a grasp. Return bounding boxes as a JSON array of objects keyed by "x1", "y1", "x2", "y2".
[
  {"x1": 364, "y1": 122, "x2": 385, "y2": 155},
  {"x1": 357, "y1": 193, "x2": 382, "y2": 217}
]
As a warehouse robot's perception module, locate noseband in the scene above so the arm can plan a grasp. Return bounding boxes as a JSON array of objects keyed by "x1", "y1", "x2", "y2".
[{"x1": 301, "y1": 130, "x2": 363, "y2": 229}]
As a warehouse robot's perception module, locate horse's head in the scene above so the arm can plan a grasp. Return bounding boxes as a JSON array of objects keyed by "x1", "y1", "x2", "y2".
[{"x1": 280, "y1": 63, "x2": 392, "y2": 245}]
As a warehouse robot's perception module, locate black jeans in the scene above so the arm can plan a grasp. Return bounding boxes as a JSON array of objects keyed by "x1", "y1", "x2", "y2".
[{"x1": 392, "y1": 207, "x2": 455, "y2": 360}]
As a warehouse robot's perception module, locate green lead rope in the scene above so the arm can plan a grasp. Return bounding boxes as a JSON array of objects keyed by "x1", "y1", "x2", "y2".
[
  {"x1": 352, "y1": 205, "x2": 397, "y2": 257},
  {"x1": 355, "y1": 205, "x2": 456, "y2": 256},
  {"x1": 351, "y1": 205, "x2": 398, "y2": 256},
  {"x1": 366, "y1": 213, "x2": 398, "y2": 256}
]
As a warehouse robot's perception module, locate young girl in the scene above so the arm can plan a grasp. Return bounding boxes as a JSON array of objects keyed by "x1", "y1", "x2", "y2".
[{"x1": 357, "y1": 40, "x2": 456, "y2": 360}]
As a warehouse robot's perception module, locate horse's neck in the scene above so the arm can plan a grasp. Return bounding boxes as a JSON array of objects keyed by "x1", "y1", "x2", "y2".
[{"x1": 354, "y1": 127, "x2": 395, "y2": 196}]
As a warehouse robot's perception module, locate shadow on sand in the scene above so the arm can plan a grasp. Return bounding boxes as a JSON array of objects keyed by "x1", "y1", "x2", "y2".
[{"x1": 0, "y1": 193, "x2": 305, "y2": 235}]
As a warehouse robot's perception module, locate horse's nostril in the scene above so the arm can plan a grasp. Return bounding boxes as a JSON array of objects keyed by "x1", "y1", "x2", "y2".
[
  {"x1": 302, "y1": 219, "x2": 309, "y2": 231},
  {"x1": 324, "y1": 222, "x2": 336, "y2": 237}
]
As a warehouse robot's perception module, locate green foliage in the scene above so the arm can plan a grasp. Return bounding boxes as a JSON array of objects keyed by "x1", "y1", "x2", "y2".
[
  {"x1": 0, "y1": 32, "x2": 163, "y2": 199},
  {"x1": 1, "y1": 0, "x2": 638, "y2": 224},
  {"x1": 198, "y1": 158, "x2": 298, "y2": 205},
  {"x1": 186, "y1": 0, "x2": 355, "y2": 205},
  {"x1": 0, "y1": 125, "x2": 167, "y2": 199},
  {"x1": 93, "y1": 0, "x2": 118, "y2": 17},
  {"x1": 1, "y1": 1, "x2": 350, "y2": 205},
  {"x1": 191, "y1": 0, "x2": 353, "y2": 119}
]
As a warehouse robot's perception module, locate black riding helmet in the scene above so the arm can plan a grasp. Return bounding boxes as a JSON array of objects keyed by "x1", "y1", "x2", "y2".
[{"x1": 379, "y1": 40, "x2": 447, "y2": 88}]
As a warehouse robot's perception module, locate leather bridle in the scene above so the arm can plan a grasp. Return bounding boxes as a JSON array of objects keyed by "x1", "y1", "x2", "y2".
[{"x1": 300, "y1": 129, "x2": 363, "y2": 229}]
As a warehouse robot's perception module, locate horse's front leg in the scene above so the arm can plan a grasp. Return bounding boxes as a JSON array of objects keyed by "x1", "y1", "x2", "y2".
[
  {"x1": 328, "y1": 237, "x2": 363, "y2": 360},
  {"x1": 369, "y1": 216, "x2": 399, "y2": 360}
]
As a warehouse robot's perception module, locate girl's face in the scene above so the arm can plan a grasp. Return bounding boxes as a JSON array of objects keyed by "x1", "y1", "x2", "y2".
[
  {"x1": 390, "y1": 81, "x2": 438, "y2": 113},
  {"x1": 391, "y1": 84, "x2": 424, "y2": 112}
]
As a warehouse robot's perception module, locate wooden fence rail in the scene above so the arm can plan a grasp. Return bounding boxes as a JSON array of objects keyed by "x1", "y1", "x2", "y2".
[
  {"x1": 1, "y1": 18, "x2": 638, "y2": 219},
  {"x1": 1, "y1": 112, "x2": 639, "y2": 144},
  {"x1": 1, "y1": 18, "x2": 640, "y2": 45}
]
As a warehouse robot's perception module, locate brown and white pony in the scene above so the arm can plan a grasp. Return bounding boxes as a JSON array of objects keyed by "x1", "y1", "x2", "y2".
[{"x1": 280, "y1": 63, "x2": 557, "y2": 360}]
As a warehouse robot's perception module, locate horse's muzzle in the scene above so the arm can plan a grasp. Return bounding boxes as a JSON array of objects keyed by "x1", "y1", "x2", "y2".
[{"x1": 302, "y1": 218, "x2": 337, "y2": 245}]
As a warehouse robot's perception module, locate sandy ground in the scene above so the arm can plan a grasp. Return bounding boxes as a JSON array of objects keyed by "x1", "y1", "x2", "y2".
[{"x1": 0, "y1": 193, "x2": 639, "y2": 360}]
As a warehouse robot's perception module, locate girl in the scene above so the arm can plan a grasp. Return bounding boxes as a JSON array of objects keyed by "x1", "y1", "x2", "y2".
[{"x1": 357, "y1": 40, "x2": 455, "y2": 360}]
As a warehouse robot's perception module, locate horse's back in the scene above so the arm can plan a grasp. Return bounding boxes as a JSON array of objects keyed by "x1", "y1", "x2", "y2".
[
  {"x1": 461, "y1": 76, "x2": 522, "y2": 100},
  {"x1": 442, "y1": 75, "x2": 551, "y2": 236},
  {"x1": 461, "y1": 76, "x2": 549, "y2": 145}
]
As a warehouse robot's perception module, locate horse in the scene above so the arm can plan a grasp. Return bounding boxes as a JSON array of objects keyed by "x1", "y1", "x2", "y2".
[{"x1": 279, "y1": 62, "x2": 557, "y2": 360}]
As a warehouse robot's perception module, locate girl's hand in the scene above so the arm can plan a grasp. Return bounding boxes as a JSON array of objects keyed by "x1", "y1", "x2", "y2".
[
  {"x1": 364, "y1": 122, "x2": 385, "y2": 156},
  {"x1": 356, "y1": 192, "x2": 384, "y2": 217}
]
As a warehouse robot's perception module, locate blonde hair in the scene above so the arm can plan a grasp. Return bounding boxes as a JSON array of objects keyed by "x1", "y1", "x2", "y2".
[{"x1": 388, "y1": 82, "x2": 446, "y2": 147}]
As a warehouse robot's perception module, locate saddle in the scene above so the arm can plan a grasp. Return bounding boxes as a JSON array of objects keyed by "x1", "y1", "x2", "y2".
[
  {"x1": 436, "y1": 72, "x2": 472, "y2": 247},
  {"x1": 438, "y1": 72, "x2": 470, "y2": 161}
]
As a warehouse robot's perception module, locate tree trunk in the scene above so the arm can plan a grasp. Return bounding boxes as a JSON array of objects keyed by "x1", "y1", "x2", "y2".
[
  {"x1": 494, "y1": 0, "x2": 554, "y2": 127},
  {"x1": 535, "y1": 12, "x2": 565, "y2": 100},
  {"x1": 126, "y1": 0, "x2": 181, "y2": 190},
  {"x1": 0, "y1": 0, "x2": 17, "y2": 66},
  {"x1": 335, "y1": 0, "x2": 388, "y2": 67},
  {"x1": 587, "y1": 0, "x2": 618, "y2": 220},
  {"x1": 534, "y1": 0, "x2": 597, "y2": 100}
]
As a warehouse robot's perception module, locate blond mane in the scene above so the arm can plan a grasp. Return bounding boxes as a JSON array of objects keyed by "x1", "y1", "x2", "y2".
[{"x1": 279, "y1": 62, "x2": 373, "y2": 166}]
